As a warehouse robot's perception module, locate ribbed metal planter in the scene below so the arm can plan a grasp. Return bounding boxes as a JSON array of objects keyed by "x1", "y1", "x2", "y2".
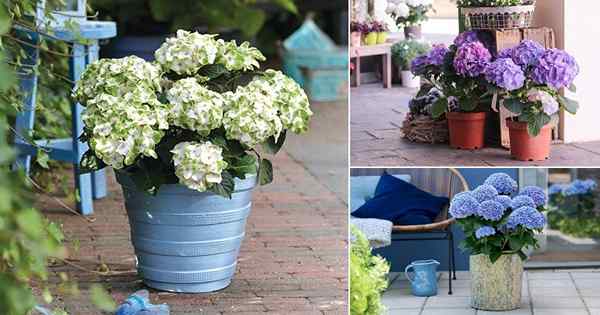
[
  {"x1": 470, "y1": 254, "x2": 524, "y2": 311},
  {"x1": 116, "y1": 171, "x2": 256, "y2": 293}
]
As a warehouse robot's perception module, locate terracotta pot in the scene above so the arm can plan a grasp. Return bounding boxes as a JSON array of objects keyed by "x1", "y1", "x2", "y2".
[
  {"x1": 376, "y1": 32, "x2": 388, "y2": 44},
  {"x1": 507, "y1": 119, "x2": 552, "y2": 161},
  {"x1": 364, "y1": 32, "x2": 378, "y2": 45},
  {"x1": 446, "y1": 112, "x2": 486, "y2": 150},
  {"x1": 351, "y1": 32, "x2": 361, "y2": 47},
  {"x1": 404, "y1": 25, "x2": 422, "y2": 39}
]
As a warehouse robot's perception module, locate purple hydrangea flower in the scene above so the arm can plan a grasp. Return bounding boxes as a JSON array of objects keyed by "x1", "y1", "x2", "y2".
[
  {"x1": 506, "y1": 206, "x2": 546, "y2": 230},
  {"x1": 478, "y1": 200, "x2": 506, "y2": 221},
  {"x1": 519, "y1": 186, "x2": 547, "y2": 207},
  {"x1": 484, "y1": 58, "x2": 526, "y2": 91},
  {"x1": 495, "y1": 195, "x2": 512, "y2": 209},
  {"x1": 498, "y1": 47, "x2": 514, "y2": 59},
  {"x1": 453, "y1": 41, "x2": 492, "y2": 77},
  {"x1": 475, "y1": 226, "x2": 496, "y2": 239},
  {"x1": 484, "y1": 173, "x2": 518, "y2": 195},
  {"x1": 511, "y1": 195, "x2": 536, "y2": 209},
  {"x1": 410, "y1": 54, "x2": 430, "y2": 74},
  {"x1": 531, "y1": 48, "x2": 579, "y2": 90},
  {"x1": 449, "y1": 191, "x2": 480, "y2": 219},
  {"x1": 510, "y1": 40, "x2": 545, "y2": 67},
  {"x1": 472, "y1": 184, "x2": 499, "y2": 203},
  {"x1": 428, "y1": 44, "x2": 450, "y2": 66},
  {"x1": 454, "y1": 31, "x2": 479, "y2": 47}
]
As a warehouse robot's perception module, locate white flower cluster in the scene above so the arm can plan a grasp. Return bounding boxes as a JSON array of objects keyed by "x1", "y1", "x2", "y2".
[
  {"x1": 166, "y1": 78, "x2": 224, "y2": 135},
  {"x1": 405, "y1": 0, "x2": 433, "y2": 7},
  {"x1": 74, "y1": 57, "x2": 168, "y2": 169},
  {"x1": 387, "y1": 2, "x2": 410, "y2": 18},
  {"x1": 171, "y1": 141, "x2": 228, "y2": 192},
  {"x1": 527, "y1": 89, "x2": 559, "y2": 116},
  {"x1": 155, "y1": 30, "x2": 265, "y2": 75}
]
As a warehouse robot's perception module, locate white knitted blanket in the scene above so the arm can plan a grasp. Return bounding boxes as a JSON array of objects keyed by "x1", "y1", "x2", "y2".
[{"x1": 350, "y1": 217, "x2": 393, "y2": 248}]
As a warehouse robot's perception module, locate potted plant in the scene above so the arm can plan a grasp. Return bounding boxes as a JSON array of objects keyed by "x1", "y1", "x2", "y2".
[
  {"x1": 74, "y1": 30, "x2": 313, "y2": 293},
  {"x1": 372, "y1": 20, "x2": 388, "y2": 44},
  {"x1": 392, "y1": 39, "x2": 430, "y2": 88},
  {"x1": 484, "y1": 40, "x2": 579, "y2": 161},
  {"x1": 350, "y1": 21, "x2": 366, "y2": 47},
  {"x1": 548, "y1": 179, "x2": 600, "y2": 238},
  {"x1": 411, "y1": 31, "x2": 492, "y2": 150},
  {"x1": 449, "y1": 172, "x2": 547, "y2": 311},
  {"x1": 455, "y1": 0, "x2": 536, "y2": 30},
  {"x1": 362, "y1": 19, "x2": 378, "y2": 46},
  {"x1": 393, "y1": 0, "x2": 434, "y2": 39}
]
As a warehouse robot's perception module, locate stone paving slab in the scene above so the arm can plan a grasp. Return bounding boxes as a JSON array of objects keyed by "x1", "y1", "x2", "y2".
[
  {"x1": 350, "y1": 84, "x2": 600, "y2": 167},
  {"x1": 33, "y1": 150, "x2": 347, "y2": 314}
]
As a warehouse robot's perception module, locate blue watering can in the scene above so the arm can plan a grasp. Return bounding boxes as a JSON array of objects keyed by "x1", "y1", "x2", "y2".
[{"x1": 405, "y1": 259, "x2": 440, "y2": 297}]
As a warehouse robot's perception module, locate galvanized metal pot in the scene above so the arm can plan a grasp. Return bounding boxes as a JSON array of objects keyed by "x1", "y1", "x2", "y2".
[
  {"x1": 116, "y1": 171, "x2": 256, "y2": 293},
  {"x1": 470, "y1": 254, "x2": 524, "y2": 311}
]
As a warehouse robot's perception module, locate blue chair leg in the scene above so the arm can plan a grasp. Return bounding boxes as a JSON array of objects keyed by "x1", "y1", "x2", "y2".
[
  {"x1": 86, "y1": 42, "x2": 107, "y2": 200},
  {"x1": 12, "y1": 31, "x2": 40, "y2": 175},
  {"x1": 71, "y1": 44, "x2": 94, "y2": 215}
]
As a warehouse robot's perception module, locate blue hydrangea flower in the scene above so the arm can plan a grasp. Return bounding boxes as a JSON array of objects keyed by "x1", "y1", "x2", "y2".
[
  {"x1": 506, "y1": 206, "x2": 546, "y2": 230},
  {"x1": 472, "y1": 184, "x2": 499, "y2": 203},
  {"x1": 564, "y1": 179, "x2": 598, "y2": 196},
  {"x1": 477, "y1": 200, "x2": 506, "y2": 221},
  {"x1": 519, "y1": 186, "x2": 547, "y2": 207},
  {"x1": 449, "y1": 191, "x2": 480, "y2": 219},
  {"x1": 484, "y1": 173, "x2": 518, "y2": 195},
  {"x1": 511, "y1": 195, "x2": 536, "y2": 209},
  {"x1": 548, "y1": 183, "x2": 567, "y2": 195},
  {"x1": 494, "y1": 195, "x2": 512, "y2": 209},
  {"x1": 475, "y1": 226, "x2": 496, "y2": 239}
]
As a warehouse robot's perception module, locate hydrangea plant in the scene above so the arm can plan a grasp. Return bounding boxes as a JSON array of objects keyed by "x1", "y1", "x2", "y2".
[
  {"x1": 75, "y1": 31, "x2": 312, "y2": 197},
  {"x1": 449, "y1": 172, "x2": 547, "y2": 263},
  {"x1": 548, "y1": 179, "x2": 600, "y2": 238},
  {"x1": 392, "y1": 0, "x2": 434, "y2": 27}
]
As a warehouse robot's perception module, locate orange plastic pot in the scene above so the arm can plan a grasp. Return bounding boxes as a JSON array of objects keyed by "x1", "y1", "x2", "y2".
[
  {"x1": 446, "y1": 112, "x2": 487, "y2": 150},
  {"x1": 507, "y1": 119, "x2": 551, "y2": 161}
]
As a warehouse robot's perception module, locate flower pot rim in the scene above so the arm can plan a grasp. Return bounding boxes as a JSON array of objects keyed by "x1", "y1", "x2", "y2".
[
  {"x1": 446, "y1": 111, "x2": 487, "y2": 120},
  {"x1": 506, "y1": 118, "x2": 552, "y2": 131}
]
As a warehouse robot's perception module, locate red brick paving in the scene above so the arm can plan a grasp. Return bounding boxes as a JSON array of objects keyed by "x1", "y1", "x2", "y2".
[{"x1": 34, "y1": 151, "x2": 348, "y2": 314}]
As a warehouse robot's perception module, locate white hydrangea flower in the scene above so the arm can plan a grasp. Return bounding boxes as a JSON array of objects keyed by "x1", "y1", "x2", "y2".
[
  {"x1": 155, "y1": 30, "x2": 220, "y2": 75},
  {"x1": 171, "y1": 141, "x2": 228, "y2": 192},
  {"x1": 217, "y1": 39, "x2": 265, "y2": 71},
  {"x1": 527, "y1": 89, "x2": 559, "y2": 116},
  {"x1": 406, "y1": 0, "x2": 433, "y2": 6},
  {"x1": 73, "y1": 56, "x2": 162, "y2": 106},
  {"x1": 388, "y1": 2, "x2": 410, "y2": 18},
  {"x1": 222, "y1": 84, "x2": 283, "y2": 147},
  {"x1": 166, "y1": 78, "x2": 224, "y2": 135},
  {"x1": 245, "y1": 70, "x2": 313, "y2": 134}
]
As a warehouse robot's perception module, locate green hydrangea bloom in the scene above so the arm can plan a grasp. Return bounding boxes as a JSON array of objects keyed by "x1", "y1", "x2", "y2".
[
  {"x1": 247, "y1": 70, "x2": 312, "y2": 133},
  {"x1": 216, "y1": 39, "x2": 265, "y2": 71},
  {"x1": 155, "y1": 30, "x2": 220, "y2": 75},
  {"x1": 166, "y1": 78, "x2": 224, "y2": 135},
  {"x1": 171, "y1": 141, "x2": 228, "y2": 192},
  {"x1": 222, "y1": 84, "x2": 283, "y2": 147}
]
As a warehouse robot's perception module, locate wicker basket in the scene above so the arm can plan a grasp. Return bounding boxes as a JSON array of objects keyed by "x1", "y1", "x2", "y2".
[
  {"x1": 401, "y1": 115, "x2": 449, "y2": 144},
  {"x1": 462, "y1": 5, "x2": 535, "y2": 30}
]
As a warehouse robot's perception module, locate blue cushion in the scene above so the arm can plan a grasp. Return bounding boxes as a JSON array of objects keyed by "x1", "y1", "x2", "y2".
[{"x1": 351, "y1": 172, "x2": 449, "y2": 225}]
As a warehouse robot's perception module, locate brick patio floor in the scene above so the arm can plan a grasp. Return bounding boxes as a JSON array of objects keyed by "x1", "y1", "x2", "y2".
[
  {"x1": 384, "y1": 269, "x2": 600, "y2": 315},
  {"x1": 34, "y1": 151, "x2": 347, "y2": 314},
  {"x1": 350, "y1": 84, "x2": 600, "y2": 167}
]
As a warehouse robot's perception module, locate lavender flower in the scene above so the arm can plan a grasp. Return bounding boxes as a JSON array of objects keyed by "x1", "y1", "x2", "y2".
[
  {"x1": 506, "y1": 206, "x2": 546, "y2": 230},
  {"x1": 531, "y1": 49, "x2": 579, "y2": 90},
  {"x1": 495, "y1": 195, "x2": 512, "y2": 209},
  {"x1": 410, "y1": 55, "x2": 430, "y2": 74},
  {"x1": 510, "y1": 40, "x2": 545, "y2": 67},
  {"x1": 428, "y1": 44, "x2": 450, "y2": 66},
  {"x1": 484, "y1": 173, "x2": 518, "y2": 195},
  {"x1": 478, "y1": 200, "x2": 506, "y2": 221},
  {"x1": 449, "y1": 191, "x2": 480, "y2": 219},
  {"x1": 475, "y1": 226, "x2": 496, "y2": 239},
  {"x1": 472, "y1": 184, "x2": 499, "y2": 203},
  {"x1": 498, "y1": 47, "x2": 514, "y2": 59},
  {"x1": 519, "y1": 186, "x2": 547, "y2": 207},
  {"x1": 511, "y1": 195, "x2": 536, "y2": 209},
  {"x1": 453, "y1": 41, "x2": 492, "y2": 77},
  {"x1": 484, "y1": 58, "x2": 525, "y2": 91},
  {"x1": 454, "y1": 31, "x2": 479, "y2": 47}
]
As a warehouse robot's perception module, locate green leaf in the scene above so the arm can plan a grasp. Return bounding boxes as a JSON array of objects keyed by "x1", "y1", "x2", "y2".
[
  {"x1": 416, "y1": 84, "x2": 433, "y2": 98},
  {"x1": 36, "y1": 149, "x2": 49, "y2": 169},
  {"x1": 568, "y1": 83, "x2": 577, "y2": 93},
  {"x1": 80, "y1": 150, "x2": 106, "y2": 173},
  {"x1": 557, "y1": 95, "x2": 579, "y2": 114},
  {"x1": 258, "y1": 158, "x2": 273, "y2": 186},
  {"x1": 431, "y1": 97, "x2": 448, "y2": 118},
  {"x1": 149, "y1": 0, "x2": 175, "y2": 21},
  {"x1": 503, "y1": 98, "x2": 524, "y2": 115},
  {"x1": 16, "y1": 208, "x2": 43, "y2": 239},
  {"x1": 198, "y1": 64, "x2": 229, "y2": 79},
  {"x1": 271, "y1": 0, "x2": 298, "y2": 13},
  {"x1": 227, "y1": 154, "x2": 257, "y2": 179},
  {"x1": 490, "y1": 251, "x2": 502, "y2": 264},
  {"x1": 262, "y1": 130, "x2": 286, "y2": 155},
  {"x1": 90, "y1": 284, "x2": 116, "y2": 312},
  {"x1": 209, "y1": 171, "x2": 235, "y2": 199},
  {"x1": 527, "y1": 113, "x2": 551, "y2": 137},
  {"x1": 517, "y1": 250, "x2": 528, "y2": 261}
]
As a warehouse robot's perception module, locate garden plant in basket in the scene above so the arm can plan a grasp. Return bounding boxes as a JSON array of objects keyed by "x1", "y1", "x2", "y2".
[
  {"x1": 449, "y1": 172, "x2": 547, "y2": 311},
  {"x1": 390, "y1": 0, "x2": 434, "y2": 39},
  {"x1": 455, "y1": 0, "x2": 537, "y2": 30},
  {"x1": 74, "y1": 30, "x2": 312, "y2": 293}
]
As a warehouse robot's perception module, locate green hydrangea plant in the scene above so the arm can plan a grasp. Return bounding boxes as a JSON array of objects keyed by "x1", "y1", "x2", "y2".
[
  {"x1": 76, "y1": 30, "x2": 313, "y2": 198},
  {"x1": 454, "y1": 0, "x2": 535, "y2": 7}
]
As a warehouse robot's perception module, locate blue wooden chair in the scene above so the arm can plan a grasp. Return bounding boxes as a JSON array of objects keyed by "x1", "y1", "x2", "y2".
[{"x1": 12, "y1": 2, "x2": 116, "y2": 215}]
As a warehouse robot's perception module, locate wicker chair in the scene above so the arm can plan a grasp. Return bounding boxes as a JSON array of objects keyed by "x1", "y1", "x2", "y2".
[{"x1": 391, "y1": 168, "x2": 469, "y2": 295}]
